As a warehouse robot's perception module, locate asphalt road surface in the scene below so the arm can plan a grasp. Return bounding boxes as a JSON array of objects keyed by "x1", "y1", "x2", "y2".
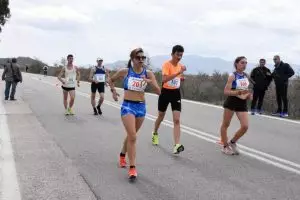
[{"x1": 1, "y1": 71, "x2": 300, "y2": 200}]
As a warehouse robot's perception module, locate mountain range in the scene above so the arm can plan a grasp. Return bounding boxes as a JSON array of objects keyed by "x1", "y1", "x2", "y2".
[
  {"x1": 106, "y1": 55, "x2": 300, "y2": 75},
  {"x1": 1, "y1": 55, "x2": 299, "y2": 76}
]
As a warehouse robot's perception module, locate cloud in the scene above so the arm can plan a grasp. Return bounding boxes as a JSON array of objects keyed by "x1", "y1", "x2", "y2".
[{"x1": 1, "y1": 0, "x2": 300, "y2": 66}]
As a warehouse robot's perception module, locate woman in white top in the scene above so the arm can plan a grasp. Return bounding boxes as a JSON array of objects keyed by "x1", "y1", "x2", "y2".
[{"x1": 58, "y1": 54, "x2": 80, "y2": 115}]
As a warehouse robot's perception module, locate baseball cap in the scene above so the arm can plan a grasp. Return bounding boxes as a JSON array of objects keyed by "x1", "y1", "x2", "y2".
[{"x1": 97, "y1": 58, "x2": 103, "y2": 61}]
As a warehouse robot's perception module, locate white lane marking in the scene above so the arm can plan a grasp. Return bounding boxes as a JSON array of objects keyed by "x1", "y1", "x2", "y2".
[
  {"x1": 0, "y1": 102, "x2": 22, "y2": 200},
  {"x1": 103, "y1": 101, "x2": 300, "y2": 175},
  {"x1": 80, "y1": 78, "x2": 300, "y2": 125},
  {"x1": 31, "y1": 76, "x2": 300, "y2": 175},
  {"x1": 34, "y1": 75, "x2": 300, "y2": 125}
]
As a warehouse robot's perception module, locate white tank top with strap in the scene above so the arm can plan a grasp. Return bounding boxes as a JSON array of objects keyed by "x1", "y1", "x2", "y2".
[{"x1": 64, "y1": 65, "x2": 77, "y2": 88}]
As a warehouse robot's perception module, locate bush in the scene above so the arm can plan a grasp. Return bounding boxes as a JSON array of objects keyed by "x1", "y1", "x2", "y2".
[{"x1": 34, "y1": 65, "x2": 300, "y2": 119}]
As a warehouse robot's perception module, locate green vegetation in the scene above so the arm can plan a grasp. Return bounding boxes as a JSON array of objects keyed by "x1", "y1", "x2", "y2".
[{"x1": 0, "y1": 0, "x2": 10, "y2": 32}]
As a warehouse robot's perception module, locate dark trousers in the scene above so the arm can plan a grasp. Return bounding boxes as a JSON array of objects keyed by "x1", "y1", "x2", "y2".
[
  {"x1": 275, "y1": 83, "x2": 288, "y2": 113},
  {"x1": 5, "y1": 81, "x2": 18, "y2": 99},
  {"x1": 251, "y1": 88, "x2": 266, "y2": 110}
]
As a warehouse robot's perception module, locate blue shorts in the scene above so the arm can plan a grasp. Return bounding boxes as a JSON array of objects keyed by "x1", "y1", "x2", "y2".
[{"x1": 121, "y1": 100, "x2": 146, "y2": 118}]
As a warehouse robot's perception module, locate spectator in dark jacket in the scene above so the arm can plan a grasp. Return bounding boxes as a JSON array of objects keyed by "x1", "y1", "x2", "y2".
[
  {"x1": 1, "y1": 58, "x2": 22, "y2": 100},
  {"x1": 272, "y1": 55, "x2": 294, "y2": 117},
  {"x1": 250, "y1": 58, "x2": 272, "y2": 114}
]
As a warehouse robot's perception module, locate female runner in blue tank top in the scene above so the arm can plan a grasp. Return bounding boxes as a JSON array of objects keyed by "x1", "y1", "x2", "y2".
[
  {"x1": 220, "y1": 56, "x2": 252, "y2": 155},
  {"x1": 108, "y1": 48, "x2": 161, "y2": 180}
]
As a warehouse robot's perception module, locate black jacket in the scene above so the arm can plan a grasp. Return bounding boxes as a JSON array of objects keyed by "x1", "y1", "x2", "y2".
[
  {"x1": 272, "y1": 61, "x2": 294, "y2": 85},
  {"x1": 250, "y1": 66, "x2": 272, "y2": 90}
]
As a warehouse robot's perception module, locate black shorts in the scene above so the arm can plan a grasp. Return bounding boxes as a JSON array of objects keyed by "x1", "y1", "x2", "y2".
[
  {"x1": 91, "y1": 82, "x2": 105, "y2": 93},
  {"x1": 158, "y1": 88, "x2": 181, "y2": 112},
  {"x1": 223, "y1": 96, "x2": 248, "y2": 112},
  {"x1": 62, "y1": 86, "x2": 75, "y2": 91}
]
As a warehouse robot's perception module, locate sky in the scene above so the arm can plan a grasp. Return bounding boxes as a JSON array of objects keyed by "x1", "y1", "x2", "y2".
[{"x1": 1, "y1": 0, "x2": 300, "y2": 66}]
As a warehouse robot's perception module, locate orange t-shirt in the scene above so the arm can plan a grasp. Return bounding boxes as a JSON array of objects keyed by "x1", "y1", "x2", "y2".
[{"x1": 162, "y1": 61, "x2": 183, "y2": 89}]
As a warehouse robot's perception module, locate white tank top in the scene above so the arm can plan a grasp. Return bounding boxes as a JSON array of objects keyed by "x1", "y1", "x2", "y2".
[{"x1": 64, "y1": 65, "x2": 77, "y2": 88}]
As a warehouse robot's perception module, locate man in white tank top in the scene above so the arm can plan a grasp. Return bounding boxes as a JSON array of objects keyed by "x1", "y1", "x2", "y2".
[{"x1": 57, "y1": 54, "x2": 81, "y2": 115}]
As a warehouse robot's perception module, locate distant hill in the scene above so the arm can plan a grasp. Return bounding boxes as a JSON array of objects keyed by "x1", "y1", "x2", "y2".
[
  {"x1": 105, "y1": 55, "x2": 300, "y2": 75},
  {"x1": 0, "y1": 57, "x2": 47, "y2": 69}
]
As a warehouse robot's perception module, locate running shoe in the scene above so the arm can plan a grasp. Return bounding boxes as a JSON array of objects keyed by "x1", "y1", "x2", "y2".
[
  {"x1": 173, "y1": 144, "x2": 184, "y2": 154},
  {"x1": 65, "y1": 109, "x2": 69, "y2": 115},
  {"x1": 93, "y1": 107, "x2": 98, "y2": 115},
  {"x1": 97, "y1": 105, "x2": 102, "y2": 115},
  {"x1": 119, "y1": 156, "x2": 126, "y2": 168},
  {"x1": 221, "y1": 145, "x2": 234, "y2": 155},
  {"x1": 229, "y1": 142, "x2": 240, "y2": 155},
  {"x1": 68, "y1": 107, "x2": 75, "y2": 115},
  {"x1": 128, "y1": 167, "x2": 137, "y2": 180},
  {"x1": 152, "y1": 132, "x2": 159, "y2": 145},
  {"x1": 280, "y1": 112, "x2": 288, "y2": 118}
]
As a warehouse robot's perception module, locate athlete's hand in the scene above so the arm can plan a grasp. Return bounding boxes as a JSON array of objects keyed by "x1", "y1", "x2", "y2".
[
  {"x1": 77, "y1": 82, "x2": 80, "y2": 87},
  {"x1": 112, "y1": 91, "x2": 120, "y2": 101},
  {"x1": 61, "y1": 80, "x2": 66, "y2": 85},
  {"x1": 140, "y1": 75, "x2": 152, "y2": 84},
  {"x1": 93, "y1": 80, "x2": 99, "y2": 84},
  {"x1": 180, "y1": 65, "x2": 187, "y2": 73}
]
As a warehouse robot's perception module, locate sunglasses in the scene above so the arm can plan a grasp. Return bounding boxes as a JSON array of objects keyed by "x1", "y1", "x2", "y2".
[
  {"x1": 135, "y1": 56, "x2": 146, "y2": 61},
  {"x1": 240, "y1": 61, "x2": 247, "y2": 64}
]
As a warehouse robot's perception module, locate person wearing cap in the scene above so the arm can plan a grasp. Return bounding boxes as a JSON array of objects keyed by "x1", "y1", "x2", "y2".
[{"x1": 88, "y1": 58, "x2": 110, "y2": 115}]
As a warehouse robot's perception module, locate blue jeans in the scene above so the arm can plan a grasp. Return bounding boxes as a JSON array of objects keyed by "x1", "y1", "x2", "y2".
[{"x1": 5, "y1": 81, "x2": 18, "y2": 99}]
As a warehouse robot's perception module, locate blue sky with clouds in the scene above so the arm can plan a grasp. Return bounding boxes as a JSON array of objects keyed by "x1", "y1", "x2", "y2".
[{"x1": 1, "y1": 0, "x2": 300, "y2": 66}]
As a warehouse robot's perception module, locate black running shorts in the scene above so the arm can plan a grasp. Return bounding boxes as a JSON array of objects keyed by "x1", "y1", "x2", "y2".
[
  {"x1": 62, "y1": 86, "x2": 75, "y2": 91},
  {"x1": 91, "y1": 82, "x2": 105, "y2": 93},
  {"x1": 158, "y1": 88, "x2": 181, "y2": 112},
  {"x1": 223, "y1": 96, "x2": 248, "y2": 112}
]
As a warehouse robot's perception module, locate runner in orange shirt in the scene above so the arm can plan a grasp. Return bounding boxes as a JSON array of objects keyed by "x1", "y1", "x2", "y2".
[{"x1": 152, "y1": 45, "x2": 186, "y2": 154}]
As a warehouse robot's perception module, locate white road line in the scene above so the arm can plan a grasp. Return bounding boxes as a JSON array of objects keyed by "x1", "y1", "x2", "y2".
[
  {"x1": 103, "y1": 101, "x2": 300, "y2": 175},
  {"x1": 0, "y1": 102, "x2": 22, "y2": 200},
  {"x1": 36, "y1": 76, "x2": 300, "y2": 125},
  {"x1": 32, "y1": 76, "x2": 300, "y2": 175}
]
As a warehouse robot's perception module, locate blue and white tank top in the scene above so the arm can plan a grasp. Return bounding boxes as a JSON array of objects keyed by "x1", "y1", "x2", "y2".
[
  {"x1": 93, "y1": 66, "x2": 106, "y2": 82},
  {"x1": 123, "y1": 67, "x2": 148, "y2": 92},
  {"x1": 231, "y1": 72, "x2": 249, "y2": 90}
]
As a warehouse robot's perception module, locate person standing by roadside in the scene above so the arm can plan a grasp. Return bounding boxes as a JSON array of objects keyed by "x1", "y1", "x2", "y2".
[
  {"x1": 250, "y1": 59, "x2": 272, "y2": 115},
  {"x1": 272, "y1": 55, "x2": 294, "y2": 118},
  {"x1": 1, "y1": 58, "x2": 22, "y2": 101}
]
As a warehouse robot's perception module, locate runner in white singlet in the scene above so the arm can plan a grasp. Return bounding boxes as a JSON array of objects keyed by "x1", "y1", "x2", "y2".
[{"x1": 57, "y1": 54, "x2": 81, "y2": 115}]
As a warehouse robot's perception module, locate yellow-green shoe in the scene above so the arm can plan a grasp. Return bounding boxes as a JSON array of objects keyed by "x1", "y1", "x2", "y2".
[
  {"x1": 173, "y1": 144, "x2": 184, "y2": 154},
  {"x1": 68, "y1": 107, "x2": 75, "y2": 115},
  {"x1": 152, "y1": 133, "x2": 159, "y2": 145}
]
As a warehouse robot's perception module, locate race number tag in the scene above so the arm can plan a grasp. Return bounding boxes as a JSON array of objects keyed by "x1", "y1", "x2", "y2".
[
  {"x1": 128, "y1": 77, "x2": 147, "y2": 92},
  {"x1": 167, "y1": 77, "x2": 181, "y2": 89},
  {"x1": 94, "y1": 74, "x2": 105, "y2": 82},
  {"x1": 67, "y1": 77, "x2": 75, "y2": 84},
  {"x1": 236, "y1": 78, "x2": 249, "y2": 90}
]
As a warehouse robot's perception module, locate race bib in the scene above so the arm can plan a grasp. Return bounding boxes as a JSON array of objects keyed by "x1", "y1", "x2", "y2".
[
  {"x1": 94, "y1": 74, "x2": 105, "y2": 82},
  {"x1": 128, "y1": 77, "x2": 147, "y2": 92},
  {"x1": 167, "y1": 77, "x2": 181, "y2": 89},
  {"x1": 67, "y1": 77, "x2": 75, "y2": 84},
  {"x1": 236, "y1": 78, "x2": 249, "y2": 90}
]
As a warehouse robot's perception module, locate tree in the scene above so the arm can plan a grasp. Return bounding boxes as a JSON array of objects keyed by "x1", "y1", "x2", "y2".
[
  {"x1": 0, "y1": 0, "x2": 11, "y2": 32},
  {"x1": 60, "y1": 57, "x2": 67, "y2": 67}
]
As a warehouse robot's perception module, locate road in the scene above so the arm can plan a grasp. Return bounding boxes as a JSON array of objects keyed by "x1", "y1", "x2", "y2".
[{"x1": 1, "y1": 71, "x2": 300, "y2": 200}]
